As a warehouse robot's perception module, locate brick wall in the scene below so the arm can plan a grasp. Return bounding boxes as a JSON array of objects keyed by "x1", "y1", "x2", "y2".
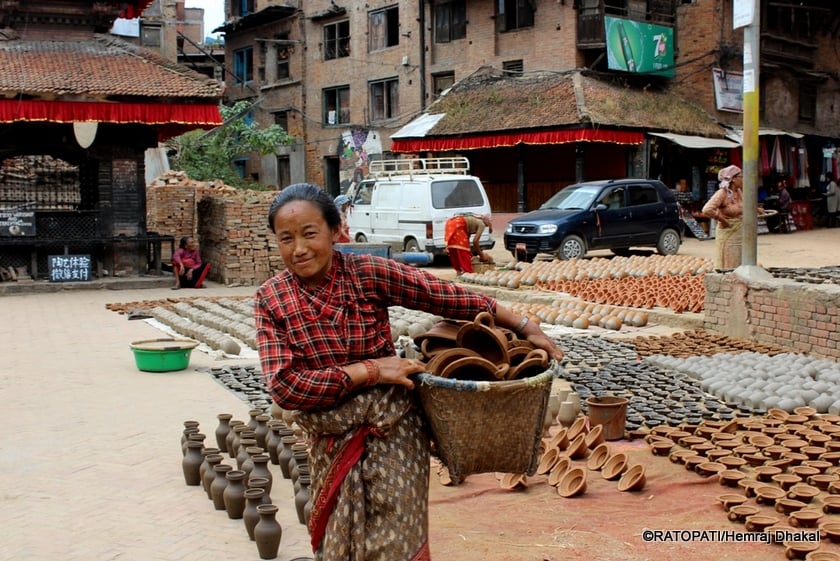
[
  {"x1": 704, "y1": 273, "x2": 840, "y2": 360},
  {"x1": 146, "y1": 173, "x2": 285, "y2": 286}
]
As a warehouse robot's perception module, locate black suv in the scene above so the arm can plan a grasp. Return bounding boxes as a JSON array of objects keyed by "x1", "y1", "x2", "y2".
[{"x1": 504, "y1": 179, "x2": 684, "y2": 261}]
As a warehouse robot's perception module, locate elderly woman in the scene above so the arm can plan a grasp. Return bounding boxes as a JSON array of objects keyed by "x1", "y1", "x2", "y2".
[
  {"x1": 334, "y1": 194, "x2": 352, "y2": 243},
  {"x1": 172, "y1": 236, "x2": 211, "y2": 289},
  {"x1": 443, "y1": 213, "x2": 494, "y2": 274},
  {"x1": 702, "y1": 164, "x2": 744, "y2": 270},
  {"x1": 254, "y1": 183, "x2": 563, "y2": 561}
]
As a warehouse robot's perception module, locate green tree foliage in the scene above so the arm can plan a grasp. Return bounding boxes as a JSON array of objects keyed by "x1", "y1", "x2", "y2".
[{"x1": 168, "y1": 100, "x2": 292, "y2": 188}]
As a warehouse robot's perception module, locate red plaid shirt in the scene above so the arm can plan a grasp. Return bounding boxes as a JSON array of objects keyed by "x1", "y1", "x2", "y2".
[{"x1": 254, "y1": 251, "x2": 495, "y2": 411}]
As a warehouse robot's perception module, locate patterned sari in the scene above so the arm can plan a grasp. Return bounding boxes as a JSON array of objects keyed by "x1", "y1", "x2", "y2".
[{"x1": 296, "y1": 386, "x2": 432, "y2": 561}]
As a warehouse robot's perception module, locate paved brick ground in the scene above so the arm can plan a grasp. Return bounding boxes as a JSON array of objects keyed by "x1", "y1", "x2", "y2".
[{"x1": 0, "y1": 284, "x2": 312, "y2": 561}]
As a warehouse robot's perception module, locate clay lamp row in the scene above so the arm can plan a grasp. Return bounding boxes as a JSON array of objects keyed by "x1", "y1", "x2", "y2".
[{"x1": 820, "y1": 522, "x2": 840, "y2": 545}]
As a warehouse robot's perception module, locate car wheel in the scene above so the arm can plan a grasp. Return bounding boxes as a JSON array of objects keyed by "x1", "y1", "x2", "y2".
[
  {"x1": 657, "y1": 228, "x2": 681, "y2": 255},
  {"x1": 556, "y1": 235, "x2": 586, "y2": 260},
  {"x1": 404, "y1": 238, "x2": 421, "y2": 253},
  {"x1": 355, "y1": 233, "x2": 368, "y2": 243},
  {"x1": 611, "y1": 247, "x2": 632, "y2": 257}
]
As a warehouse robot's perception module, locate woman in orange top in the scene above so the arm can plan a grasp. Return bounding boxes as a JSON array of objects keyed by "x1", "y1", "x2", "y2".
[{"x1": 444, "y1": 213, "x2": 493, "y2": 274}]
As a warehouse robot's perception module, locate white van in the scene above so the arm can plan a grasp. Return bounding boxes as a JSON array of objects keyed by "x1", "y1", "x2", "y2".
[{"x1": 346, "y1": 157, "x2": 494, "y2": 258}]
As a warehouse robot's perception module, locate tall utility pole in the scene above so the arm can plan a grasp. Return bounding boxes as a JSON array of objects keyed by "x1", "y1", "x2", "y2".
[{"x1": 735, "y1": 0, "x2": 761, "y2": 270}]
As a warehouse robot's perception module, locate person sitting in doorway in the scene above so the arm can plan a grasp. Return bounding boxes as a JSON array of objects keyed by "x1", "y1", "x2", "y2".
[{"x1": 172, "y1": 236, "x2": 211, "y2": 289}]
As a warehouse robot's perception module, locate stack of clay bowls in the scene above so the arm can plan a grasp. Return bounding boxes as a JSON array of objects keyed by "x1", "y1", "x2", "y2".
[{"x1": 414, "y1": 313, "x2": 550, "y2": 382}]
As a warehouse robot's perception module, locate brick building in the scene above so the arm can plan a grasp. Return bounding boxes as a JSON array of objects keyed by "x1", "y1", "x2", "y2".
[
  {"x1": 215, "y1": 1, "x2": 840, "y2": 215},
  {"x1": 0, "y1": 0, "x2": 222, "y2": 281}
]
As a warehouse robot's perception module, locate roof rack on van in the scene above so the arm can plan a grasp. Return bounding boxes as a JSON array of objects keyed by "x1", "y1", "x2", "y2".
[{"x1": 368, "y1": 157, "x2": 470, "y2": 178}]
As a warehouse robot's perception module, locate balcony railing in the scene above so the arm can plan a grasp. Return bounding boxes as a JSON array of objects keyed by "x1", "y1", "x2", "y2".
[{"x1": 577, "y1": 1, "x2": 674, "y2": 49}]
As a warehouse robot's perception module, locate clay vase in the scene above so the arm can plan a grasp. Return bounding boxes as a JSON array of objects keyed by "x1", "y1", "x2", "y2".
[
  {"x1": 182, "y1": 440, "x2": 204, "y2": 486},
  {"x1": 254, "y1": 504, "x2": 283, "y2": 560},
  {"x1": 247, "y1": 408, "x2": 263, "y2": 432},
  {"x1": 199, "y1": 447, "x2": 222, "y2": 485},
  {"x1": 265, "y1": 421, "x2": 282, "y2": 465},
  {"x1": 215, "y1": 413, "x2": 233, "y2": 451},
  {"x1": 210, "y1": 464, "x2": 233, "y2": 510},
  {"x1": 226, "y1": 421, "x2": 246, "y2": 458},
  {"x1": 248, "y1": 477, "x2": 273, "y2": 506},
  {"x1": 455, "y1": 312, "x2": 511, "y2": 366},
  {"x1": 223, "y1": 470, "x2": 247, "y2": 519},
  {"x1": 249, "y1": 454, "x2": 273, "y2": 495},
  {"x1": 237, "y1": 438, "x2": 258, "y2": 470},
  {"x1": 241, "y1": 446, "x2": 264, "y2": 479},
  {"x1": 556, "y1": 401, "x2": 580, "y2": 428},
  {"x1": 243, "y1": 487, "x2": 265, "y2": 541},
  {"x1": 181, "y1": 427, "x2": 199, "y2": 456},
  {"x1": 201, "y1": 452, "x2": 224, "y2": 498},
  {"x1": 277, "y1": 436, "x2": 298, "y2": 479},
  {"x1": 254, "y1": 415, "x2": 271, "y2": 450},
  {"x1": 295, "y1": 473, "x2": 311, "y2": 525}
]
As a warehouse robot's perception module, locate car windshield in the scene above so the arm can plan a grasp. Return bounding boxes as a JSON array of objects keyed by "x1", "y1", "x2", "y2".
[{"x1": 539, "y1": 184, "x2": 601, "y2": 210}]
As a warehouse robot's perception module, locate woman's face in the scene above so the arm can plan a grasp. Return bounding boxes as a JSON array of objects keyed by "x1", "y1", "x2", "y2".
[
  {"x1": 272, "y1": 200, "x2": 340, "y2": 286},
  {"x1": 186, "y1": 237, "x2": 198, "y2": 250},
  {"x1": 731, "y1": 172, "x2": 743, "y2": 190}
]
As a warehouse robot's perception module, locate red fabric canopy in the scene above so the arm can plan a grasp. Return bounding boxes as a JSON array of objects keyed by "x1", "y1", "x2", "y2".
[
  {"x1": 120, "y1": 1, "x2": 155, "y2": 19},
  {"x1": 0, "y1": 99, "x2": 222, "y2": 140},
  {"x1": 391, "y1": 128, "x2": 645, "y2": 153}
]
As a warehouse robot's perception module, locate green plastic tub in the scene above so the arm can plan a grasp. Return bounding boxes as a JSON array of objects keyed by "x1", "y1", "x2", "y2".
[{"x1": 130, "y1": 338, "x2": 199, "y2": 372}]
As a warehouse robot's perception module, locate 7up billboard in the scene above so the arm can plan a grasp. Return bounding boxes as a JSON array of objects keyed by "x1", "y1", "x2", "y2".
[{"x1": 605, "y1": 16, "x2": 675, "y2": 78}]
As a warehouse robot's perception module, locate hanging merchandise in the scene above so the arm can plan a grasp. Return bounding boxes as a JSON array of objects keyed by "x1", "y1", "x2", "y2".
[
  {"x1": 760, "y1": 137, "x2": 770, "y2": 177},
  {"x1": 771, "y1": 136, "x2": 785, "y2": 174},
  {"x1": 796, "y1": 140, "x2": 810, "y2": 188}
]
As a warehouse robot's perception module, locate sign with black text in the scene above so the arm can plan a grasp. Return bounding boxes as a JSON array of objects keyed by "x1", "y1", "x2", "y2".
[{"x1": 48, "y1": 255, "x2": 92, "y2": 282}]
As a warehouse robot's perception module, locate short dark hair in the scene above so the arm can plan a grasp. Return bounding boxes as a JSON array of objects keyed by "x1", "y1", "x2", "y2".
[
  {"x1": 267, "y1": 183, "x2": 341, "y2": 233},
  {"x1": 179, "y1": 236, "x2": 191, "y2": 249}
]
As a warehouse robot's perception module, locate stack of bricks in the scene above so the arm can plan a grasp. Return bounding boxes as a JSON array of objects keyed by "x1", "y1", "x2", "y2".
[{"x1": 146, "y1": 171, "x2": 284, "y2": 286}]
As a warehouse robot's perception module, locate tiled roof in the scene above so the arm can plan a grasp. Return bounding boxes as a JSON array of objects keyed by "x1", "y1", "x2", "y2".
[
  {"x1": 423, "y1": 66, "x2": 727, "y2": 138},
  {"x1": 0, "y1": 34, "x2": 222, "y2": 100}
]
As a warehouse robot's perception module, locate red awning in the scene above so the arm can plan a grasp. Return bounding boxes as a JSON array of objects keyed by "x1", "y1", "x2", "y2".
[
  {"x1": 121, "y1": 1, "x2": 155, "y2": 19},
  {"x1": 391, "y1": 128, "x2": 645, "y2": 153},
  {"x1": 0, "y1": 99, "x2": 222, "y2": 140}
]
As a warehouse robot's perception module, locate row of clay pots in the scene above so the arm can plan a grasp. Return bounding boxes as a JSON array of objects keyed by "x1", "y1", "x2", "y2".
[
  {"x1": 535, "y1": 274, "x2": 705, "y2": 314},
  {"x1": 506, "y1": 300, "x2": 648, "y2": 332},
  {"x1": 636, "y1": 328, "x2": 792, "y2": 358}
]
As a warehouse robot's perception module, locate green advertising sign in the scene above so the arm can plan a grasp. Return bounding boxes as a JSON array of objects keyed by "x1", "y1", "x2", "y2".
[{"x1": 605, "y1": 16, "x2": 675, "y2": 78}]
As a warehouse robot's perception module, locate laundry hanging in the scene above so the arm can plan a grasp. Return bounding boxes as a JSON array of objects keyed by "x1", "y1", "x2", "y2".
[
  {"x1": 770, "y1": 136, "x2": 785, "y2": 174},
  {"x1": 796, "y1": 140, "x2": 810, "y2": 188}
]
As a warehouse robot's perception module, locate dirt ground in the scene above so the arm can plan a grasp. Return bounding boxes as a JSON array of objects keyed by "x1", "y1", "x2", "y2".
[{"x1": 426, "y1": 220, "x2": 840, "y2": 561}]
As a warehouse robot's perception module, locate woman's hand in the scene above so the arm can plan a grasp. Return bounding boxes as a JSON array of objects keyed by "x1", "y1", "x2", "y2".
[
  {"x1": 371, "y1": 356, "x2": 426, "y2": 389},
  {"x1": 523, "y1": 331, "x2": 565, "y2": 362},
  {"x1": 717, "y1": 217, "x2": 730, "y2": 229}
]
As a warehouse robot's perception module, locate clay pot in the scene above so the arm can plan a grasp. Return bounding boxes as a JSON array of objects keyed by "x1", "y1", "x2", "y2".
[
  {"x1": 717, "y1": 493, "x2": 747, "y2": 512},
  {"x1": 773, "y1": 473, "x2": 804, "y2": 491},
  {"x1": 785, "y1": 540, "x2": 819, "y2": 560},
  {"x1": 415, "y1": 320, "x2": 464, "y2": 359},
  {"x1": 601, "y1": 453, "x2": 629, "y2": 480},
  {"x1": 745, "y1": 514, "x2": 779, "y2": 532},
  {"x1": 566, "y1": 434, "x2": 588, "y2": 460},
  {"x1": 755, "y1": 485, "x2": 786, "y2": 506},
  {"x1": 254, "y1": 504, "x2": 282, "y2": 559},
  {"x1": 617, "y1": 464, "x2": 646, "y2": 492},
  {"x1": 789, "y1": 509, "x2": 823, "y2": 528},
  {"x1": 718, "y1": 469, "x2": 746, "y2": 487},
  {"x1": 567, "y1": 416, "x2": 589, "y2": 441},
  {"x1": 223, "y1": 470, "x2": 247, "y2": 519},
  {"x1": 548, "y1": 427, "x2": 569, "y2": 451},
  {"x1": 718, "y1": 456, "x2": 747, "y2": 470},
  {"x1": 695, "y1": 461, "x2": 725, "y2": 477},
  {"x1": 807, "y1": 473, "x2": 838, "y2": 490},
  {"x1": 500, "y1": 473, "x2": 528, "y2": 491},
  {"x1": 243, "y1": 487, "x2": 265, "y2": 541},
  {"x1": 215, "y1": 413, "x2": 234, "y2": 451},
  {"x1": 776, "y1": 498, "x2": 809, "y2": 515},
  {"x1": 548, "y1": 457, "x2": 572, "y2": 487},
  {"x1": 507, "y1": 349, "x2": 549, "y2": 380},
  {"x1": 584, "y1": 424, "x2": 605, "y2": 449},
  {"x1": 424, "y1": 347, "x2": 480, "y2": 377},
  {"x1": 182, "y1": 440, "x2": 205, "y2": 486},
  {"x1": 586, "y1": 443, "x2": 610, "y2": 471},
  {"x1": 755, "y1": 465, "x2": 783, "y2": 482},
  {"x1": 820, "y1": 522, "x2": 840, "y2": 543},
  {"x1": 455, "y1": 312, "x2": 510, "y2": 365},
  {"x1": 537, "y1": 448, "x2": 561, "y2": 475},
  {"x1": 439, "y1": 355, "x2": 509, "y2": 381},
  {"x1": 557, "y1": 467, "x2": 587, "y2": 498},
  {"x1": 728, "y1": 504, "x2": 760, "y2": 523},
  {"x1": 822, "y1": 495, "x2": 840, "y2": 514},
  {"x1": 807, "y1": 550, "x2": 840, "y2": 561}
]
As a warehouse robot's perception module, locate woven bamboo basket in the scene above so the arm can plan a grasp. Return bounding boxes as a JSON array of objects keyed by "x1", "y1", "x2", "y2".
[{"x1": 414, "y1": 363, "x2": 557, "y2": 485}]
